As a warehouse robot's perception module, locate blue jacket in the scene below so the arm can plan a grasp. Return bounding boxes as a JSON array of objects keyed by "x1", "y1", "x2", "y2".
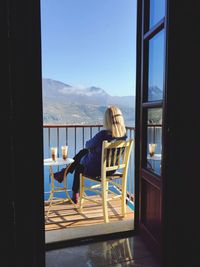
[{"x1": 81, "y1": 130, "x2": 127, "y2": 177}]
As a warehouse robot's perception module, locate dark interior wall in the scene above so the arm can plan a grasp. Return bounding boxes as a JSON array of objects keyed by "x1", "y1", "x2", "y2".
[
  {"x1": 163, "y1": 1, "x2": 200, "y2": 266},
  {"x1": 6, "y1": 0, "x2": 45, "y2": 266},
  {"x1": 0, "y1": 1, "x2": 16, "y2": 266}
]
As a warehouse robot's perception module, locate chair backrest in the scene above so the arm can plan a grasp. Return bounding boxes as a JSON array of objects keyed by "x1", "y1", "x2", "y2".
[{"x1": 101, "y1": 139, "x2": 134, "y2": 179}]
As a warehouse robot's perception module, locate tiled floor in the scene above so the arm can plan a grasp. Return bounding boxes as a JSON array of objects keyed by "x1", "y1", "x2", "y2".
[{"x1": 46, "y1": 235, "x2": 160, "y2": 267}]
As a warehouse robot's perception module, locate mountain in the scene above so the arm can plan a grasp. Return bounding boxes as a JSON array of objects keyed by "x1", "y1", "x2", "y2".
[
  {"x1": 148, "y1": 86, "x2": 163, "y2": 101},
  {"x1": 42, "y1": 78, "x2": 135, "y2": 126},
  {"x1": 42, "y1": 78, "x2": 135, "y2": 106}
]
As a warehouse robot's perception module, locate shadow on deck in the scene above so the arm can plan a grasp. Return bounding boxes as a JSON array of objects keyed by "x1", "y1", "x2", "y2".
[{"x1": 44, "y1": 195, "x2": 134, "y2": 243}]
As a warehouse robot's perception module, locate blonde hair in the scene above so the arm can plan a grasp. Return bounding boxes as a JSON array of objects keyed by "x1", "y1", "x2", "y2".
[{"x1": 103, "y1": 106, "x2": 126, "y2": 138}]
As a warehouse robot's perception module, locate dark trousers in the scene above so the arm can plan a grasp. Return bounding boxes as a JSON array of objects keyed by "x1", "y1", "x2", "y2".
[{"x1": 69, "y1": 148, "x2": 88, "y2": 193}]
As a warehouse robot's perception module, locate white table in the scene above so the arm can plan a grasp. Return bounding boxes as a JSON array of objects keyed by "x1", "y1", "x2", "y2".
[
  {"x1": 44, "y1": 157, "x2": 74, "y2": 220},
  {"x1": 44, "y1": 157, "x2": 74, "y2": 166},
  {"x1": 147, "y1": 153, "x2": 162, "y2": 172},
  {"x1": 147, "y1": 153, "x2": 162, "y2": 160}
]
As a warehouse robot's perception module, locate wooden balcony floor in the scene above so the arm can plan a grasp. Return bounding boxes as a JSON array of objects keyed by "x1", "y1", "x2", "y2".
[{"x1": 45, "y1": 195, "x2": 134, "y2": 232}]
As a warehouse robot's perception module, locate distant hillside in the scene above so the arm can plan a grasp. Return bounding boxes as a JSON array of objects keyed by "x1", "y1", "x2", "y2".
[
  {"x1": 42, "y1": 79, "x2": 163, "y2": 127},
  {"x1": 42, "y1": 78, "x2": 135, "y2": 107},
  {"x1": 42, "y1": 78, "x2": 136, "y2": 126}
]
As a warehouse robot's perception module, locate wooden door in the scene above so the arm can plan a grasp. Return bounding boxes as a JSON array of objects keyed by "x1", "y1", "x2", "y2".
[{"x1": 137, "y1": 0, "x2": 167, "y2": 259}]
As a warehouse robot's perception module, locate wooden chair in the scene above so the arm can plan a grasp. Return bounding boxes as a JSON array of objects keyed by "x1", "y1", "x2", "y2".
[{"x1": 79, "y1": 139, "x2": 134, "y2": 223}]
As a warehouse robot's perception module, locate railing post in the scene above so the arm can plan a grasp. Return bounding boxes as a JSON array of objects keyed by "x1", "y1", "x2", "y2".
[
  {"x1": 75, "y1": 126, "x2": 77, "y2": 155},
  {"x1": 48, "y1": 128, "x2": 50, "y2": 157},
  {"x1": 82, "y1": 127, "x2": 84, "y2": 148},
  {"x1": 48, "y1": 128, "x2": 51, "y2": 183},
  {"x1": 57, "y1": 127, "x2": 59, "y2": 157},
  {"x1": 66, "y1": 127, "x2": 68, "y2": 145}
]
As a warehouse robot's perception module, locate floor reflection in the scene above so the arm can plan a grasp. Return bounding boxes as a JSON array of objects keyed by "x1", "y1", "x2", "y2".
[
  {"x1": 46, "y1": 236, "x2": 160, "y2": 267},
  {"x1": 86, "y1": 238, "x2": 133, "y2": 266}
]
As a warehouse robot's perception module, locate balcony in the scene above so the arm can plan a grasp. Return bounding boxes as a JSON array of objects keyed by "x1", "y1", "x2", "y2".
[{"x1": 43, "y1": 124, "x2": 135, "y2": 243}]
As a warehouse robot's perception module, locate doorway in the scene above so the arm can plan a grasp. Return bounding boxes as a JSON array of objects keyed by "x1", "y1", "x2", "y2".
[{"x1": 40, "y1": 0, "x2": 137, "y2": 243}]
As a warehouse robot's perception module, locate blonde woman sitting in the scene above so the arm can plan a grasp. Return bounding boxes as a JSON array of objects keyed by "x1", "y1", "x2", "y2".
[{"x1": 54, "y1": 106, "x2": 127, "y2": 203}]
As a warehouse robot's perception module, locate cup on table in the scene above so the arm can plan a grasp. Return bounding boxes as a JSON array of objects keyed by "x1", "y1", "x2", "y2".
[
  {"x1": 51, "y1": 147, "x2": 57, "y2": 161},
  {"x1": 149, "y1": 144, "x2": 157, "y2": 157},
  {"x1": 61, "y1": 145, "x2": 68, "y2": 160}
]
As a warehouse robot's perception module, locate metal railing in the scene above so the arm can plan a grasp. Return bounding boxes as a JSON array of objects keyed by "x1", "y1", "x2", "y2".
[{"x1": 43, "y1": 124, "x2": 135, "y2": 204}]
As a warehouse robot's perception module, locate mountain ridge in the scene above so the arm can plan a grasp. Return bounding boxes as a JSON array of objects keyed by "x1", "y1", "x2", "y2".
[
  {"x1": 42, "y1": 78, "x2": 162, "y2": 126},
  {"x1": 42, "y1": 78, "x2": 135, "y2": 106},
  {"x1": 42, "y1": 78, "x2": 136, "y2": 126}
]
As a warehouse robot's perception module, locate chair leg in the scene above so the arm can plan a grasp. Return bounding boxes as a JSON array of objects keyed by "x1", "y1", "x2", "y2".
[
  {"x1": 79, "y1": 173, "x2": 84, "y2": 212},
  {"x1": 102, "y1": 180, "x2": 109, "y2": 223},
  {"x1": 121, "y1": 179, "x2": 127, "y2": 217},
  {"x1": 45, "y1": 190, "x2": 54, "y2": 221}
]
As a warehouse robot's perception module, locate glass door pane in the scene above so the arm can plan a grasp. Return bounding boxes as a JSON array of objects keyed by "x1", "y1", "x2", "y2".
[
  {"x1": 148, "y1": 30, "x2": 165, "y2": 101},
  {"x1": 146, "y1": 108, "x2": 162, "y2": 175},
  {"x1": 149, "y1": 0, "x2": 165, "y2": 28}
]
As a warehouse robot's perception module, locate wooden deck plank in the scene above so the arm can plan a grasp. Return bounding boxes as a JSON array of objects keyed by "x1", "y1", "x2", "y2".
[{"x1": 45, "y1": 195, "x2": 134, "y2": 231}]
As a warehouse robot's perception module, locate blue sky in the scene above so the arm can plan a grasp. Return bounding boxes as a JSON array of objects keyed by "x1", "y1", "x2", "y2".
[{"x1": 40, "y1": 0, "x2": 137, "y2": 96}]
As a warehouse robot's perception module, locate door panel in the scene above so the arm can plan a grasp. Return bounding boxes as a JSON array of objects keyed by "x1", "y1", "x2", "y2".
[
  {"x1": 141, "y1": 179, "x2": 161, "y2": 242},
  {"x1": 137, "y1": 0, "x2": 166, "y2": 259}
]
